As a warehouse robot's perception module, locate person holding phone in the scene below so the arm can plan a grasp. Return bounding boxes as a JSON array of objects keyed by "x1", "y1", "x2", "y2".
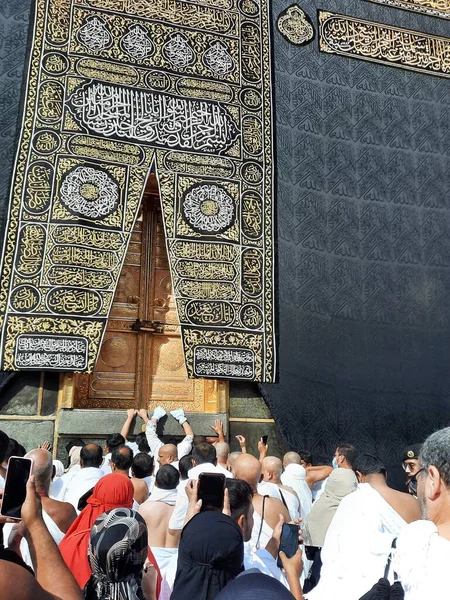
[
  {"x1": 171, "y1": 510, "x2": 245, "y2": 600},
  {"x1": 168, "y1": 443, "x2": 232, "y2": 533},
  {"x1": 0, "y1": 475, "x2": 83, "y2": 600},
  {"x1": 4, "y1": 449, "x2": 77, "y2": 568}
]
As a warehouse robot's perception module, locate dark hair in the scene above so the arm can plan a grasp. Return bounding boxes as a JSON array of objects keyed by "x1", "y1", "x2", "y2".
[
  {"x1": 5, "y1": 438, "x2": 26, "y2": 460},
  {"x1": 111, "y1": 446, "x2": 134, "y2": 471},
  {"x1": 106, "y1": 433, "x2": 126, "y2": 452},
  {"x1": 179, "y1": 455, "x2": 193, "y2": 480},
  {"x1": 65, "y1": 438, "x2": 86, "y2": 468},
  {"x1": 298, "y1": 450, "x2": 313, "y2": 465},
  {"x1": 132, "y1": 452, "x2": 154, "y2": 479},
  {"x1": 65, "y1": 438, "x2": 85, "y2": 454},
  {"x1": 0, "y1": 430, "x2": 10, "y2": 464},
  {"x1": 353, "y1": 453, "x2": 386, "y2": 477},
  {"x1": 134, "y1": 432, "x2": 150, "y2": 453},
  {"x1": 80, "y1": 444, "x2": 103, "y2": 468},
  {"x1": 156, "y1": 464, "x2": 180, "y2": 490},
  {"x1": 193, "y1": 435, "x2": 207, "y2": 446},
  {"x1": 337, "y1": 443, "x2": 358, "y2": 468},
  {"x1": 226, "y1": 479, "x2": 253, "y2": 522},
  {"x1": 192, "y1": 442, "x2": 216, "y2": 466}
]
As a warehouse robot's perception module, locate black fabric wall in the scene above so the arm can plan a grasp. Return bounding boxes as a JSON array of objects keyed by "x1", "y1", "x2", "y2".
[
  {"x1": 0, "y1": 1, "x2": 33, "y2": 391},
  {"x1": 261, "y1": 0, "x2": 450, "y2": 486}
]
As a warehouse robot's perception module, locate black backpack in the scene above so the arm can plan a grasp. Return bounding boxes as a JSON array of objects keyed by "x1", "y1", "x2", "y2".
[{"x1": 359, "y1": 540, "x2": 404, "y2": 600}]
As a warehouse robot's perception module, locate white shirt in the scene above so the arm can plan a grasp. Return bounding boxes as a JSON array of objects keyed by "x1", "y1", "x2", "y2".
[
  {"x1": 392, "y1": 519, "x2": 450, "y2": 600},
  {"x1": 62, "y1": 467, "x2": 104, "y2": 511},
  {"x1": 168, "y1": 463, "x2": 232, "y2": 530},
  {"x1": 145, "y1": 421, "x2": 193, "y2": 475},
  {"x1": 281, "y1": 463, "x2": 313, "y2": 519},
  {"x1": 307, "y1": 484, "x2": 407, "y2": 600}
]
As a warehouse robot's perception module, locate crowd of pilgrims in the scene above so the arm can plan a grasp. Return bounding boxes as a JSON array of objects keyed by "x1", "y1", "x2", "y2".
[{"x1": 0, "y1": 405, "x2": 449, "y2": 600}]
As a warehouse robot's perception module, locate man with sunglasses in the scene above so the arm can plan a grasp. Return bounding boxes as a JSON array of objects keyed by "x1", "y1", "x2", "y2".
[
  {"x1": 401, "y1": 444, "x2": 422, "y2": 496},
  {"x1": 392, "y1": 427, "x2": 450, "y2": 599}
]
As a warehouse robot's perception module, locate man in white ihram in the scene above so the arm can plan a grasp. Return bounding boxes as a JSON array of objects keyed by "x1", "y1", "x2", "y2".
[
  {"x1": 281, "y1": 452, "x2": 312, "y2": 520},
  {"x1": 140, "y1": 406, "x2": 194, "y2": 472},
  {"x1": 392, "y1": 427, "x2": 450, "y2": 599},
  {"x1": 306, "y1": 453, "x2": 420, "y2": 600}
]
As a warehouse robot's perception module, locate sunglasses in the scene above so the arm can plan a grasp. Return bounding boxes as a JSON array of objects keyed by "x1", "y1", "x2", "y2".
[
  {"x1": 402, "y1": 461, "x2": 419, "y2": 473},
  {"x1": 409, "y1": 468, "x2": 425, "y2": 496}
]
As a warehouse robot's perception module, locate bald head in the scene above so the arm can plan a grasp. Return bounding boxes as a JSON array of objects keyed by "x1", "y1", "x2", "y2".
[
  {"x1": 215, "y1": 442, "x2": 230, "y2": 460},
  {"x1": 228, "y1": 451, "x2": 241, "y2": 473},
  {"x1": 262, "y1": 456, "x2": 282, "y2": 483},
  {"x1": 283, "y1": 452, "x2": 302, "y2": 468},
  {"x1": 158, "y1": 443, "x2": 178, "y2": 465},
  {"x1": 25, "y1": 449, "x2": 53, "y2": 492},
  {"x1": 234, "y1": 454, "x2": 261, "y2": 492}
]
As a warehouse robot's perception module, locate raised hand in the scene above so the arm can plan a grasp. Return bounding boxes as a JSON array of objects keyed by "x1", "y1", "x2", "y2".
[
  {"x1": 235, "y1": 435, "x2": 246, "y2": 448},
  {"x1": 38, "y1": 441, "x2": 51, "y2": 451},
  {"x1": 127, "y1": 408, "x2": 137, "y2": 419}
]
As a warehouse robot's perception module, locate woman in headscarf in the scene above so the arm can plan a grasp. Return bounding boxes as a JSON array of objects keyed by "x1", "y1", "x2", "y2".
[
  {"x1": 171, "y1": 510, "x2": 244, "y2": 600},
  {"x1": 302, "y1": 468, "x2": 358, "y2": 592},
  {"x1": 84, "y1": 508, "x2": 149, "y2": 600},
  {"x1": 59, "y1": 473, "x2": 134, "y2": 588}
]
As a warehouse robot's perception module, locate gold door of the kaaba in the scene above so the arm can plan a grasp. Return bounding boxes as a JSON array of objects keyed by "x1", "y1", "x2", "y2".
[{"x1": 68, "y1": 175, "x2": 227, "y2": 412}]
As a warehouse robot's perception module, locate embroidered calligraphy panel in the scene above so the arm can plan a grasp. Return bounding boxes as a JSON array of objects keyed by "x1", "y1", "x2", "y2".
[{"x1": 0, "y1": 0, "x2": 276, "y2": 381}]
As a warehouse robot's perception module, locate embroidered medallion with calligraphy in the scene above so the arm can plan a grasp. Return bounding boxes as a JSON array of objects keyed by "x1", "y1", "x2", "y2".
[{"x1": 0, "y1": 0, "x2": 276, "y2": 381}]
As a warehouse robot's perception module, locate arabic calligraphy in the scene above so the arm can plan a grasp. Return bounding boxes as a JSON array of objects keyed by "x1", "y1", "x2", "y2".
[
  {"x1": 319, "y1": 12, "x2": 450, "y2": 78},
  {"x1": 163, "y1": 33, "x2": 196, "y2": 69},
  {"x1": 85, "y1": 0, "x2": 237, "y2": 35},
  {"x1": 186, "y1": 300, "x2": 235, "y2": 326},
  {"x1": 364, "y1": 0, "x2": 450, "y2": 20},
  {"x1": 0, "y1": 0, "x2": 275, "y2": 381},
  {"x1": 182, "y1": 183, "x2": 235, "y2": 234},
  {"x1": 16, "y1": 225, "x2": 46, "y2": 277},
  {"x1": 15, "y1": 335, "x2": 88, "y2": 369},
  {"x1": 203, "y1": 41, "x2": 235, "y2": 77},
  {"x1": 121, "y1": 24, "x2": 154, "y2": 59},
  {"x1": 46, "y1": 288, "x2": 101, "y2": 315},
  {"x1": 277, "y1": 5, "x2": 314, "y2": 46},
  {"x1": 77, "y1": 16, "x2": 112, "y2": 51},
  {"x1": 194, "y1": 346, "x2": 255, "y2": 378},
  {"x1": 67, "y1": 82, "x2": 240, "y2": 153},
  {"x1": 59, "y1": 165, "x2": 120, "y2": 220},
  {"x1": 24, "y1": 162, "x2": 53, "y2": 214}
]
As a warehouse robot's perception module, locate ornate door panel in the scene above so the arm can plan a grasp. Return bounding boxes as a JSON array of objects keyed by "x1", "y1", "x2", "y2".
[{"x1": 72, "y1": 179, "x2": 227, "y2": 412}]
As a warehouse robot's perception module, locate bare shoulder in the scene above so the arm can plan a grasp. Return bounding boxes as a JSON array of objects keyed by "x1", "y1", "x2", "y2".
[
  {"x1": 265, "y1": 495, "x2": 290, "y2": 526},
  {"x1": 44, "y1": 497, "x2": 76, "y2": 523},
  {"x1": 388, "y1": 488, "x2": 421, "y2": 522}
]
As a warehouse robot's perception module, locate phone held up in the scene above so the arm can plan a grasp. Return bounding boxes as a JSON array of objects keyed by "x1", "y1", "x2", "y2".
[
  {"x1": 198, "y1": 472, "x2": 226, "y2": 512},
  {"x1": 277, "y1": 523, "x2": 300, "y2": 569},
  {"x1": 261, "y1": 435, "x2": 268, "y2": 445},
  {"x1": 0, "y1": 456, "x2": 33, "y2": 520}
]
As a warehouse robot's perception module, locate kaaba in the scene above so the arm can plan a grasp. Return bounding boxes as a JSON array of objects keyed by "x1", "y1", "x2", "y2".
[{"x1": 0, "y1": 0, "x2": 449, "y2": 482}]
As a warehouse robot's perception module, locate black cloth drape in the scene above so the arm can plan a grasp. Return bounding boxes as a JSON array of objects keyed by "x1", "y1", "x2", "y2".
[{"x1": 261, "y1": 0, "x2": 450, "y2": 489}]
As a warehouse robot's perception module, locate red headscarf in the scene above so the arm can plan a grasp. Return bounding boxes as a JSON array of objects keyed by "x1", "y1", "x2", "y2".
[{"x1": 59, "y1": 473, "x2": 134, "y2": 588}]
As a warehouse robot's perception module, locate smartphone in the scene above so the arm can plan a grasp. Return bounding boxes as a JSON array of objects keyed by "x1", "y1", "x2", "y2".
[
  {"x1": 277, "y1": 523, "x2": 299, "y2": 568},
  {"x1": 261, "y1": 435, "x2": 268, "y2": 445},
  {"x1": 198, "y1": 472, "x2": 225, "y2": 512},
  {"x1": 0, "y1": 456, "x2": 33, "y2": 520}
]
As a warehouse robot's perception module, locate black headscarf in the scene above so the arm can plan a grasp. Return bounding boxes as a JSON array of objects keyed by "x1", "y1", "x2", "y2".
[
  {"x1": 171, "y1": 511, "x2": 244, "y2": 600},
  {"x1": 216, "y1": 571, "x2": 296, "y2": 599},
  {"x1": 84, "y1": 508, "x2": 148, "y2": 600}
]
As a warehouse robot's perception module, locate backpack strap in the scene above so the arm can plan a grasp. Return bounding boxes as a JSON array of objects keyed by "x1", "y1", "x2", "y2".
[
  {"x1": 256, "y1": 494, "x2": 268, "y2": 550},
  {"x1": 384, "y1": 538, "x2": 398, "y2": 580}
]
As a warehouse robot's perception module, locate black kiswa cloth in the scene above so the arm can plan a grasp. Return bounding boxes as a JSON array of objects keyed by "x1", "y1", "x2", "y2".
[{"x1": 171, "y1": 511, "x2": 244, "y2": 600}]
